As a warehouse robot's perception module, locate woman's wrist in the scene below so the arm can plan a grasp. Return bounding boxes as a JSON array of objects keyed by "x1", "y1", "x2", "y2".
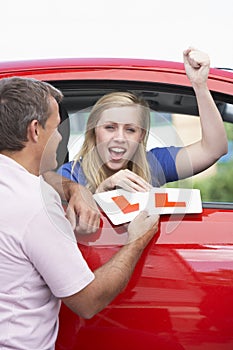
[{"x1": 96, "y1": 177, "x2": 115, "y2": 193}]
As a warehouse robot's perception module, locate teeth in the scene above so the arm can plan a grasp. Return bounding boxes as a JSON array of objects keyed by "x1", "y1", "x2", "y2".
[{"x1": 110, "y1": 148, "x2": 125, "y2": 153}]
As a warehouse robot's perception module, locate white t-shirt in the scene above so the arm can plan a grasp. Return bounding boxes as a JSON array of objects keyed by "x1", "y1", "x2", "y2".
[{"x1": 0, "y1": 155, "x2": 95, "y2": 350}]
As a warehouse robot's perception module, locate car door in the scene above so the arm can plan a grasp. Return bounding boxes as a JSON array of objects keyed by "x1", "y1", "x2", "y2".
[{"x1": 54, "y1": 75, "x2": 233, "y2": 350}]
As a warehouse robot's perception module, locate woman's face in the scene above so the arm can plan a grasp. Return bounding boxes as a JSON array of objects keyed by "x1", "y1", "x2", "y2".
[{"x1": 95, "y1": 105, "x2": 145, "y2": 173}]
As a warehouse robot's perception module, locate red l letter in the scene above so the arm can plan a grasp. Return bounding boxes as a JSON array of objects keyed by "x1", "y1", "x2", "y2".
[
  {"x1": 155, "y1": 193, "x2": 186, "y2": 208},
  {"x1": 112, "y1": 195, "x2": 139, "y2": 214}
]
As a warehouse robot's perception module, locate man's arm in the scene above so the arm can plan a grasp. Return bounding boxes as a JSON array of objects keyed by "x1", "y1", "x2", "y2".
[
  {"x1": 43, "y1": 171, "x2": 100, "y2": 233},
  {"x1": 62, "y1": 211, "x2": 159, "y2": 319}
]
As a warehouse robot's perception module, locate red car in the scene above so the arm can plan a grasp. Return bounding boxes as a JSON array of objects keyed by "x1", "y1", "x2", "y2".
[{"x1": 1, "y1": 58, "x2": 233, "y2": 350}]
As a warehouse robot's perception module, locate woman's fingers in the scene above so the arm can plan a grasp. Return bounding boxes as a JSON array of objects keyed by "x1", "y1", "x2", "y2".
[{"x1": 115, "y1": 169, "x2": 152, "y2": 192}]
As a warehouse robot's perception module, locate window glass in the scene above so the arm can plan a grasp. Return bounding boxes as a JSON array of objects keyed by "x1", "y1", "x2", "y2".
[
  {"x1": 67, "y1": 103, "x2": 233, "y2": 204},
  {"x1": 165, "y1": 112, "x2": 233, "y2": 204}
]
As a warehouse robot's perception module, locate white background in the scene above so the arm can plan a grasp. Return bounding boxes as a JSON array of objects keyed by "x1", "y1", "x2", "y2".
[{"x1": 1, "y1": 0, "x2": 232, "y2": 68}]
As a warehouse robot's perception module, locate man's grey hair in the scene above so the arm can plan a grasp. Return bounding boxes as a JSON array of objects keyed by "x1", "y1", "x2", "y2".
[{"x1": 0, "y1": 77, "x2": 63, "y2": 151}]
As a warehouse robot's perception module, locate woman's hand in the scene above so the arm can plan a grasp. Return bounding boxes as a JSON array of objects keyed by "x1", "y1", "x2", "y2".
[
  {"x1": 96, "y1": 169, "x2": 152, "y2": 193},
  {"x1": 183, "y1": 47, "x2": 210, "y2": 87}
]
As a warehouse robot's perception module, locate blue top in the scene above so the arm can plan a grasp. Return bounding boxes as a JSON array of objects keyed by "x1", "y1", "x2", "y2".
[{"x1": 57, "y1": 146, "x2": 181, "y2": 187}]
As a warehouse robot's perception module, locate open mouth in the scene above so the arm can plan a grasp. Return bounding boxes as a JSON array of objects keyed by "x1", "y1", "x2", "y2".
[{"x1": 108, "y1": 147, "x2": 126, "y2": 161}]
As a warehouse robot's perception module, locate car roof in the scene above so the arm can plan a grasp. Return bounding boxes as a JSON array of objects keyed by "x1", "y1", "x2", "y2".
[{"x1": 0, "y1": 57, "x2": 233, "y2": 95}]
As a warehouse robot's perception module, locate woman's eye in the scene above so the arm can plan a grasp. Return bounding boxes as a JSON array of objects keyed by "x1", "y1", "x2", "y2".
[
  {"x1": 105, "y1": 125, "x2": 115, "y2": 130},
  {"x1": 127, "y1": 128, "x2": 136, "y2": 133}
]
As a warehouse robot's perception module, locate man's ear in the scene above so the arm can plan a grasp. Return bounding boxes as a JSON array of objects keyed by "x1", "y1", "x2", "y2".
[{"x1": 28, "y1": 120, "x2": 40, "y2": 142}]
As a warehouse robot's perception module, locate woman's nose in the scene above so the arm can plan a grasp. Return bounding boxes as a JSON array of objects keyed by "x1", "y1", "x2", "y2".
[{"x1": 114, "y1": 126, "x2": 125, "y2": 140}]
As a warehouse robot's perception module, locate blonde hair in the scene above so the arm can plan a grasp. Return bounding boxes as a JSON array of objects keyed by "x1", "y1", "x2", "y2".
[{"x1": 73, "y1": 92, "x2": 151, "y2": 193}]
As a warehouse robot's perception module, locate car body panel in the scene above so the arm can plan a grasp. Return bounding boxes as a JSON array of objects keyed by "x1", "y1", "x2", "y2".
[
  {"x1": 56, "y1": 211, "x2": 233, "y2": 350},
  {"x1": 1, "y1": 58, "x2": 233, "y2": 350}
]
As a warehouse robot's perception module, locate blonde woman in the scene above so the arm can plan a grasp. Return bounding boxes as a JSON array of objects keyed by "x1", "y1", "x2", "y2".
[{"x1": 58, "y1": 48, "x2": 228, "y2": 193}]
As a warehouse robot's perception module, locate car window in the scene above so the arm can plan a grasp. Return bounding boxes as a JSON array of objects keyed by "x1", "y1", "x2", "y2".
[
  {"x1": 164, "y1": 113, "x2": 233, "y2": 204},
  {"x1": 58, "y1": 84, "x2": 233, "y2": 206}
]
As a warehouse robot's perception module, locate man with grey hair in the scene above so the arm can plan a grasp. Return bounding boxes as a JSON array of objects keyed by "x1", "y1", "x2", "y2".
[{"x1": 0, "y1": 77, "x2": 159, "y2": 350}]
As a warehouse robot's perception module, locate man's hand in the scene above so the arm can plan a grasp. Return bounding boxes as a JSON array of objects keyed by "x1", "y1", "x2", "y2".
[
  {"x1": 43, "y1": 171, "x2": 100, "y2": 234},
  {"x1": 127, "y1": 211, "x2": 159, "y2": 244},
  {"x1": 64, "y1": 181, "x2": 100, "y2": 234}
]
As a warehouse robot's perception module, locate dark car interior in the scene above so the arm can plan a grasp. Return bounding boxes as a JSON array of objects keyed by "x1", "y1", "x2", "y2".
[
  {"x1": 53, "y1": 80, "x2": 232, "y2": 118},
  {"x1": 54, "y1": 80, "x2": 233, "y2": 170}
]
